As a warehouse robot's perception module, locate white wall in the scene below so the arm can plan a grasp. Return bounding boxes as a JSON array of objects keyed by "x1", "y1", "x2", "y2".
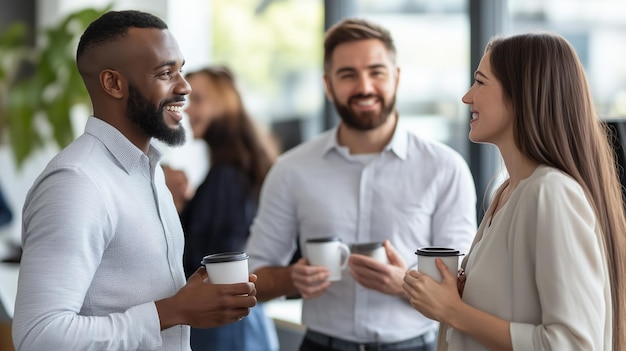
[
  {"x1": 162, "y1": 0, "x2": 213, "y2": 188},
  {"x1": 36, "y1": 0, "x2": 211, "y2": 69}
]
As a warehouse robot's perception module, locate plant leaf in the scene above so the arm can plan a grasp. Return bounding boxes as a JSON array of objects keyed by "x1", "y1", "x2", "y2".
[{"x1": 0, "y1": 6, "x2": 110, "y2": 168}]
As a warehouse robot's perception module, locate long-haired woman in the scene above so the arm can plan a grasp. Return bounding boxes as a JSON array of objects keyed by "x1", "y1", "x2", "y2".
[
  {"x1": 403, "y1": 32, "x2": 626, "y2": 351},
  {"x1": 175, "y1": 66, "x2": 279, "y2": 351}
]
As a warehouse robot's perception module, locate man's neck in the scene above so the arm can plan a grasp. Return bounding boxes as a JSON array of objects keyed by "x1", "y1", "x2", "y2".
[
  {"x1": 337, "y1": 112, "x2": 398, "y2": 154},
  {"x1": 93, "y1": 110, "x2": 152, "y2": 154}
]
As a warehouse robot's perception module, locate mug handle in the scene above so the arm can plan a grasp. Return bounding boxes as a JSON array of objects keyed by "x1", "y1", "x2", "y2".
[{"x1": 338, "y1": 242, "x2": 351, "y2": 269}]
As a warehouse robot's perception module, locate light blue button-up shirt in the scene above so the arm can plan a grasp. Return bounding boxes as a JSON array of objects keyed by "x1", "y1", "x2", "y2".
[
  {"x1": 247, "y1": 124, "x2": 477, "y2": 343},
  {"x1": 13, "y1": 117, "x2": 189, "y2": 350}
]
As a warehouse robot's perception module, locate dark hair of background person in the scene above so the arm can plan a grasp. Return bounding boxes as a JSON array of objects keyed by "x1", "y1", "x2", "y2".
[
  {"x1": 76, "y1": 10, "x2": 167, "y2": 60},
  {"x1": 185, "y1": 67, "x2": 278, "y2": 197},
  {"x1": 322, "y1": 17, "x2": 397, "y2": 74},
  {"x1": 487, "y1": 32, "x2": 626, "y2": 349}
]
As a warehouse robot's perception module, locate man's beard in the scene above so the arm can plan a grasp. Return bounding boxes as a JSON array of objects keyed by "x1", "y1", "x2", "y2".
[
  {"x1": 331, "y1": 88, "x2": 396, "y2": 131},
  {"x1": 126, "y1": 84, "x2": 186, "y2": 146}
]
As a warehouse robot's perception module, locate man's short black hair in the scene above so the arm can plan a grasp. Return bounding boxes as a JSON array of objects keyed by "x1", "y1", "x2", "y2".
[{"x1": 76, "y1": 10, "x2": 168, "y2": 59}]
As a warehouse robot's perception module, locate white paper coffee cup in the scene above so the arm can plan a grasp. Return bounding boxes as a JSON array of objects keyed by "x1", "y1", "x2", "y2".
[
  {"x1": 202, "y1": 252, "x2": 249, "y2": 284},
  {"x1": 415, "y1": 247, "x2": 463, "y2": 282},
  {"x1": 350, "y1": 242, "x2": 388, "y2": 264},
  {"x1": 306, "y1": 237, "x2": 351, "y2": 282}
]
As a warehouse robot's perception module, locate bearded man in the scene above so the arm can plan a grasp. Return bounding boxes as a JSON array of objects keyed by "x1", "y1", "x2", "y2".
[
  {"x1": 245, "y1": 17, "x2": 478, "y2": 351},
  {"x1": 13, "y1": 10, "x2": 257, "y2": 351}
]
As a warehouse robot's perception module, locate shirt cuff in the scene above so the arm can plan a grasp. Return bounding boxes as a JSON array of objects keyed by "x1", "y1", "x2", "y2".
[
  {"x1": 510, "y1": 322, "x2": 534, "y2": 350},
  {"x1": 127, "y1": 301, "x2": 164, "y2": 349}
]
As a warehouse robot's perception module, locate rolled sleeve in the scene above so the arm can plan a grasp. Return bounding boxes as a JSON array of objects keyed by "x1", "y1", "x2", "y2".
[
  {"x1": 247, "y1": 161, "x2": 299, "y2": 274},
  {"x1": 431, "y1": 153, "x2": 477, "y2": 255}
]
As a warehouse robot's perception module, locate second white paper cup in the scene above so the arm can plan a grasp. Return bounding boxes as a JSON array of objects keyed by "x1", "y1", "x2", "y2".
[{"x1": 350, "y1": 242, "x2": 388, "y2": 264}]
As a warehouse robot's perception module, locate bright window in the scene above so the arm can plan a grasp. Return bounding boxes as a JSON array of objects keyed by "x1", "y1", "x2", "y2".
[
  {"x1": 211, "y1": 0, "x2": 325, "y2": 148},
  {"x1": 508, "y1": 0, "x2": 626, "y2": 119},
  {"x1": 356, "y1": 0, "x2": 471, "y2": 159}
]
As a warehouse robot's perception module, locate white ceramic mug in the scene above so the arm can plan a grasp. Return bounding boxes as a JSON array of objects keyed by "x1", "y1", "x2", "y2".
[
  {"x1": 415, "y1": 247, "x2": 464, "y2": 282},
  {"x1": 350, "y1": 242, "x2": 388, "y2": 264},
  {"x1": 201, "y1": 252, "x2": 249, "y2": 284},
  {"x1": 306, "y1": 237, "x2": 351, "y2": 281}
]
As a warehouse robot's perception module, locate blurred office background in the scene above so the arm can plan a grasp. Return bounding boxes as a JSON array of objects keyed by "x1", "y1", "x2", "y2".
[{"x1": 1, "y1": 1, "x2": 626, "y2": 350}]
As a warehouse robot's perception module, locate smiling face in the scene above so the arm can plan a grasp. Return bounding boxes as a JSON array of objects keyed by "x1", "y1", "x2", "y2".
[
  {"x1": 462, "y1": 51, "x2": 514, "y2": 147},
  {"x1": 125, "y1": 82, "x2": 186, "y2": 146},
  {"x1": 184, "y1": 73, "x2": 224, "y2": 139},
  {"x1": 324, "y1": 39, "x2": 399, "y2": 131},
  {"x1": 122, "y1": 28, "x2": 190, "y2": 146}
]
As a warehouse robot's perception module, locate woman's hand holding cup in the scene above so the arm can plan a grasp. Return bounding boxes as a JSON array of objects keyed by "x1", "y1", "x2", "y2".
[{"x1": 402, "y1": 247, "x2": 465, "y2": 321}]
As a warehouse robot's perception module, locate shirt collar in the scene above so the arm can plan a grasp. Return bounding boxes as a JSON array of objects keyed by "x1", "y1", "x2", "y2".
[
  {"x1": 322, "y1": 120, "x2": 409, "y2": 160},
  {"x1": 84, "y1": 116, "x2": 163, "y2": 174}
]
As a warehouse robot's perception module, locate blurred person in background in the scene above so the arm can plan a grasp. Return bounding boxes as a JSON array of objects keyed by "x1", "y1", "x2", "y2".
[
  {"x1": 0, "y1": 179, "x2": 19, "y2": 263},
  {"x1": 165, "y1": 66, "x2": 279, "y2": 351},
  {"x1": 0, "y1": 181, "x2": 11, "y2": 228}
]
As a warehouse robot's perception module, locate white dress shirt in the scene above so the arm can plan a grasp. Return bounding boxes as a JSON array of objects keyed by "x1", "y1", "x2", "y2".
[
  {"x1": 246, "y1": 123, "x2": 477, "y2": 343},
  {"x1": 13, "y1": 117, "x2": 190, "y2": 351}
]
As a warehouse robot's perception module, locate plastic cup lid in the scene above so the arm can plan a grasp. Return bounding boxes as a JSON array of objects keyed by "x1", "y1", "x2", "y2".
[
  {"x1": 415, "y1": 247, "x2": 463, "y2": 257},
  {"x1": 201, "y1": 252, "x2": 249, "y2": 264},
  {"x1": 306, "y1": 236, "x2": 341, "y2": 243},
  {"x1": 350, "y1": 242, "x2": 384, "y2": 253}
]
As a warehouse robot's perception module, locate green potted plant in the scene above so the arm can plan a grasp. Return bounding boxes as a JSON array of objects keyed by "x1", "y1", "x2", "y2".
[{"x1": 0, "y1": 6, "x2": 110, "y2": 167}]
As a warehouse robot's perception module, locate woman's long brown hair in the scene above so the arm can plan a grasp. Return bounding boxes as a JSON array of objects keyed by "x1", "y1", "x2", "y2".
[
  {"x1": 488, "y1": 32, "x2": 626, "y2": 349},
  {"x1": 185, "y1": 67, "x2": 279, "y2": 197}
]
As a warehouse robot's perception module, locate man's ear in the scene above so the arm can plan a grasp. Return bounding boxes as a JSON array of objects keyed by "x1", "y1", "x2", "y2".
[
  {"x1": 100, "y1": 69, "x2": 126, "y2": 99},
  {"x1": 394, "y1": 67, "x2": 401, "y2": 90},
  {"x1": 323, "y1": 74, "x2": 334, "y2": 103}
]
